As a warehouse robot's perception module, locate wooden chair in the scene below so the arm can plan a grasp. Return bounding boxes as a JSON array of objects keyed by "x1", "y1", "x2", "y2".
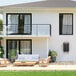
[
  {"x1": 0, "y1": 59, "x2": 10, "y2": 67},
  {"x1": 39, "y1": 56, "x2": 51, "y2": 67}
]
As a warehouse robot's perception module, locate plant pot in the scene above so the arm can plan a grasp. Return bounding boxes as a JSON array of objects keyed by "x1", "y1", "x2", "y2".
[
  {"x1": 10, "y1": 58, "x2": 15, "y2": 63},
  {"x1": 51, "y1": 57, "x2": 56, "y2": 62},
  {"x1": 49, "y1": 57, "x2": 51, "y2": 63}
]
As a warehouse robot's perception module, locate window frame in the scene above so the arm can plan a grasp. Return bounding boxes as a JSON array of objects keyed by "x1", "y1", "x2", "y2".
[
  {"x1": 59, "y1": 13, "x2": 73, "y2": 35},
  {"x1": 6, "y1": 13, "x2": 32, "y2": 35},
  {"x1": 6, "y1": 39, "x2": 32, "y2": 58}
]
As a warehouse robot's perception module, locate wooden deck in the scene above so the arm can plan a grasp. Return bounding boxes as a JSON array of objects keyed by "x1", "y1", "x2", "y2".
[{"x1": 0, "y1": 62, "x2": 76, "y2": 71}]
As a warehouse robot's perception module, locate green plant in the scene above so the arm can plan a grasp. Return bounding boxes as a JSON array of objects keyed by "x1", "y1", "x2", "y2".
[
  {"x1": 9, "y1": 49, "x2": 17, "y2": 59},
  {"x1": 51, "y1": 50, "x2": 57, "y2": 57},
  {"x1": 0, "y1": 46, "x2": 4, "y2": 58},
  {"x1": 0, "y1": 37, "x2": 3, "y2": 40},
  {"x1": 0, "y1": 19, "x2": 3, "y2": 31}
]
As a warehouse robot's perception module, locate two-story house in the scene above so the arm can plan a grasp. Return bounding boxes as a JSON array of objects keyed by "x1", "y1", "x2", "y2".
[{"x1": 0, "y1": 0, "x2": 76, "y2": 62}]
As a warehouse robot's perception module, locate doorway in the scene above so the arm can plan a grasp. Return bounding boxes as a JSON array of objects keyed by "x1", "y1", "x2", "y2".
[{"x1": 6, "y1": 39, "x2": 32, "y2": 62}]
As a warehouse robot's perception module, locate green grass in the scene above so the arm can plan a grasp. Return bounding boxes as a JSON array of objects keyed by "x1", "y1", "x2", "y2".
[{"x1": 0, "y1": 71, "x2": 76, "y2": 76}]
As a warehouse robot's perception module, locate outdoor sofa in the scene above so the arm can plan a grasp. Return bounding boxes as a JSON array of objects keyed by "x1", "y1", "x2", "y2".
[{"x1": 13, "y1": 54, "x2": 39, "y2": 66}]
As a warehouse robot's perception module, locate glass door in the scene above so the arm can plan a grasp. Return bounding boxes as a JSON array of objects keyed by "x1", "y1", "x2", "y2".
[
  {"x1": 6, "y1": 39, "x2": 32, "y2": 62},
  {"x1": 24, "y1": 15, "x2": 31, "y2": 34},
  {"x1": 20, "y1": 40, "x2": 32, "y2": 54},
  {"x1": 7, "y1": 14, "x2": 18, "y2": 34},
  {"x1": 7, "y1": 13, "x2": 32, "y2": 35},
  {"x1": 18, "y1": 15, "x2": 24, "y2": 34},
  {"x1": 7, "y1": 40, "x2": 17, "y2": 62}
]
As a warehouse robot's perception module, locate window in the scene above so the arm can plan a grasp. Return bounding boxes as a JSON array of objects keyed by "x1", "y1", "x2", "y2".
[
  {"x1": 63, "y1": 42, "x2": 69, "y2": 52},
  {"x1": 59, "y1": 13, "x2": 73, "y2": 35},
  {"x1": 20, "y1": 40, "x2": 32, "y2": 54},
  {"x1": 6, "y1": 13, "x2": 32, "y2": 35},
  {"x1": 6, "y1": 39, "x2": 32, "y2": 59}
]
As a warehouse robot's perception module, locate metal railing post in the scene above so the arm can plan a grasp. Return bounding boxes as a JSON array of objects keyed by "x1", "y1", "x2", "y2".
[
  {"x1": 36, "y1": 24, "x2": 38, "y2": 36},
  {"x1": 50, "y1": 24, "x2": 51, "y2": 36}
]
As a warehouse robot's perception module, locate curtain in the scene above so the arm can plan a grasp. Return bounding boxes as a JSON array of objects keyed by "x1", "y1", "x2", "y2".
[
  {"x1": 62, "y1": 15, "x2": 72, "y2": 34},
  {"x1": 24, "y1": 15, "x2": 30, "y2": 33},
  {"x1": 8, "y1": 15, "x2": 18, "y2": 34},
  {"x1": 20, "y1": 41, "x2": 31, "y2": 54}
]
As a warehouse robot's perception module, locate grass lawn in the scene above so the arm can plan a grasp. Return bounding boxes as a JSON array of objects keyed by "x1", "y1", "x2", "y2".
[{"x1": 0, "y1": 71, "x2": 76, "y2": 76}]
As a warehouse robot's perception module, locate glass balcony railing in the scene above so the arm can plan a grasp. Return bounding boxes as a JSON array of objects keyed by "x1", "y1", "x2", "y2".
[{"x1": 0, "y1": 24, "x2": 51, "y2": 36}]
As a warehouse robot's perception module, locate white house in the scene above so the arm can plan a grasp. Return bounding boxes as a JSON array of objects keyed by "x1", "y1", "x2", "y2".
[{"x1": 0, "y1": 0, "x2": 76, "y2": 61}]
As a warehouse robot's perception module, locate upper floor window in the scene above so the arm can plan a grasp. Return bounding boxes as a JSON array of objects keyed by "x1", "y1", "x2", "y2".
[
  {"x1": 6, "y1": 13, "x2": 32, "y2": 35},
  {"x1": 59, "y1": 13, "x2": 73, "y2": 35}
]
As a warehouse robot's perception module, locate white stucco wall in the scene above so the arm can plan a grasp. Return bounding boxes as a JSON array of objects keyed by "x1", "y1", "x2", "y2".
[
  {"x1": 2, "y1": 8, "x2": 76, "y2": 61},
  {"x1": 32, "y1": 11, "x2": 76, "y2": 61},
  {"x1": 2, "y1": 37, "x2": 48, "y2": 59},
  {"x1": 33, "y1": 11, "x2": 76, "y2": 61},
  {"x1": 32, "y1": 38, "x2": 48, "y2": 58}
]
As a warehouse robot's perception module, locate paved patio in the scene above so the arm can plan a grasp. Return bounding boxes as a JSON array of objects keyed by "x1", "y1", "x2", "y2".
[{"x1": 1, "y1": 62, "x2": 76, "y2": 71}]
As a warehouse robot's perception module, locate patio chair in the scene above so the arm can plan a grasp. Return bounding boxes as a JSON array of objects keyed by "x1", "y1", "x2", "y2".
[
  {"x1": 13, "y1": 54, "x2": 39, "y2": 66},
  {"x1": 0, "y1": 58, "x2": 10, "y2": 67},
  {"x1": 39, "y1": 56, "x2": 51, "y2": 67}
]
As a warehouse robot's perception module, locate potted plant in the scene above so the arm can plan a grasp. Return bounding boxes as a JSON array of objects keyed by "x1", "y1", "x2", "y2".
[
  {"x1": 9, "y1": 49, "x2": 17, "y2": 63},
  {"x1": 51, "y1": 50, "x2": 57, "y2": 62},
  {"x1": 0, "y1": 19, "x2": 3, "y2": 35},
  {"x1": 0, "y1": 46, "x2": 4, "y2": 58}
]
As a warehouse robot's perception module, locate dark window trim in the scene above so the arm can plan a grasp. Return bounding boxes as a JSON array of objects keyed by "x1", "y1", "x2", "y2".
[
  {"x1": 6, "y1": 13, "x2": 32, "y2": 35},
  {"x1": 19, "y1": 40, "x2": 21, "y2": 54},
  {"x1": 6, "y1": 39, "x2": 32, "y2": 58},
  {"x1": 59, "y1": 13, "x2": 73, "y2": 35},
  {"x1": 63, "y1": 42, "x2": 69, "y2": 52},
  {"x1": 6, "y1": 40, "x2": 8, "y2": 58}
]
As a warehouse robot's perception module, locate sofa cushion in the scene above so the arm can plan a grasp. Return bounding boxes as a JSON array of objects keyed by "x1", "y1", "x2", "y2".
[{"x1": 16, "y1": 54, "x2": 39, "y2": 62}]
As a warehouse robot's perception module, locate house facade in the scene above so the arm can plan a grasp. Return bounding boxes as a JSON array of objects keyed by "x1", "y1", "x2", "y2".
[{"x1": 0, "y1": 0, "x2": 76, "y2": 61}]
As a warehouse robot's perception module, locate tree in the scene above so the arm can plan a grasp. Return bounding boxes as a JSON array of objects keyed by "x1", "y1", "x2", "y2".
[{"x1": 0, "y1": 19, "x2": 3, "y2": 31}]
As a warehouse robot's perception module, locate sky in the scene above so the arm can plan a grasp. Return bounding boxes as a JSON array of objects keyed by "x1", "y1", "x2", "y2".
[
  {"x1": 0, "y1": 0, "x2": 76, "y2": 19},
  {"x1": 0, "y1": 0, "x2": 42, "y2": 6},
  {"x1": 0, "y1": 0, "x2": 42, "y2": 19},
  {"x1": 0, "y1": 0, "x2": 76, "y2": 6}
]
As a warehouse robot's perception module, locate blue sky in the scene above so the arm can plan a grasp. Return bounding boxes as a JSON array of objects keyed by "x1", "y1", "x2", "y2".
[{"x1": 0, "y1": 0, "x2": 41, "y2": 6}]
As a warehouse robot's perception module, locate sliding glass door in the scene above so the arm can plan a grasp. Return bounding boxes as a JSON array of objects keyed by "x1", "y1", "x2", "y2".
[
  {"x1": 6, "y1": 39, "x2": 32, "y2": 62},
  {"x1": 7, "y1": 15, "x2": 18, "y2": 34},
  {"x1": 20, "y1": 40, "x2": 32, "y2": 54},
  {"x1": 24, "y1": 15, "x2": 31, "y2": 34},
  {"x1": 7, "y1": 13, "x2": 32, "y2": 35},
  {"x1": 6, "y1": 40, "x2": 17, "y2": 62},
  {"x1": 18, "y1": 15, "x2": 24, "y2": 34}
]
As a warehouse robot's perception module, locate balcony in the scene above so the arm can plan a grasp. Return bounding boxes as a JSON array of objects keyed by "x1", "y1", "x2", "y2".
[{"x1": 0, "y1": 24, "x2": 51, "y2": 37}]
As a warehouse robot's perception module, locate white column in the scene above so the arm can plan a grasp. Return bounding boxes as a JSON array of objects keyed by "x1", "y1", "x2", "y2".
[{"x1": 46, "y1": 38, "x2": 49, "y2": 58}]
